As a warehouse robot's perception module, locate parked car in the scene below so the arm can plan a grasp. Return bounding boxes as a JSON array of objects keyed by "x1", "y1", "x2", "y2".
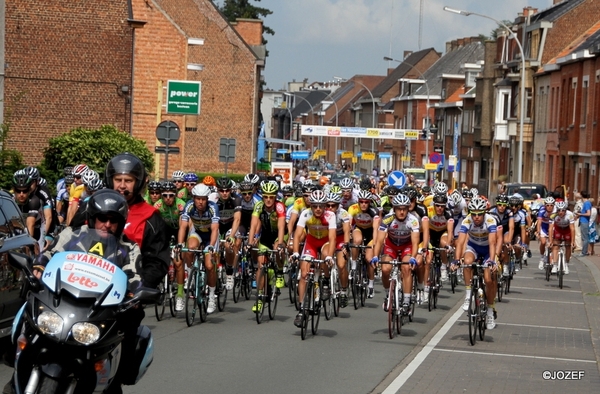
[
  {"x1": 504, "y1": 183, "x2": 548, "y2": 205},
  {"x1": 0, "y1": 190, "x2": 37, "y2": 340}
]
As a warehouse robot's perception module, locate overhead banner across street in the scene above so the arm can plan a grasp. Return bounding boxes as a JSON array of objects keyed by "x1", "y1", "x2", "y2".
[{"x1": 300, "y1": 125, "x2": 421, "y2": 140}]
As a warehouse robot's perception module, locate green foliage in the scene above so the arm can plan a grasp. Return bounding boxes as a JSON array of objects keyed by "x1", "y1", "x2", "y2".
[
  {"x1": 41, "y1": 125, "x2": 154, "y2": 184},
  {"x1": 218, "y1": 0, "x2": 274, "y2": 38},
  {"x1": 0, "y1": 109, "x2": 25, "y2": 191}
]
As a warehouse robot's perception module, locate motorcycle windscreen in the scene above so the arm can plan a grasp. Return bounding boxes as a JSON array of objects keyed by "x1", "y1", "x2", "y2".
[{"x1": 42, "y1": 251, "x2": 128, "y2": 306}]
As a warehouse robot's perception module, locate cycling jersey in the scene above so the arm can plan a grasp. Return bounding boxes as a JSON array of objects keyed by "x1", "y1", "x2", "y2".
[
  {"x1": 154, "y1": 198, "x2": 186, "y2": 229},
  {"x1": 217, "y1": 196, "x2": 242, "y2": 234},
  {"x1": 296, "y1": 210, "x2": 336, "y2": 240},
  {"x1": 550, "y1": 210, "x2": 575, "y2": 229},
  {"x1": 488, "y1": 206, "x2": 513, "y2": 235},
  {"x1": 252, "y1": 200, "x2": 286, "y2": 242},
  {"x1": 289, "y1": 197, "x2": 308, "y2": 216},
  {"x1": 181, "y1": 200, "x2": 220, "y2": 240},
  {"x1": 347, "y1": 203, "x2": 378, "y2": 230},
  {"x1": 459, "y1": 213, "x2": 497, "y2": 246},
  {"x1": 379, "y1": 212, "x2": 420, "y2": 246},
  {"x1": 537, "y1": 206, "x2": 554, "y2": 233},
  {"x1": 69, "y1": 183, "x2": 85, "y2": 203},
  {"x1": 239, "y1": 197, "x2": 256, "y2": 231},
  {"x1": 331, "y1": 207, "x2": 351, "y2": 236},
  {"x1": 177, "y1": 187, "x2": 189, "y2": 202}
]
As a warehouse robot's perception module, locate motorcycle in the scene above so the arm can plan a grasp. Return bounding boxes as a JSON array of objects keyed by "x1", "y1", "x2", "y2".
[{"x1": 7, "y1": 229, "x2": 159, "y2": 394}]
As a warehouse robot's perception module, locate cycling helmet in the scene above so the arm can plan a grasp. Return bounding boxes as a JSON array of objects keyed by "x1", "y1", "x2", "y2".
[
  {"x1": 261, "y1": 181, "x2": 278, "y2": 195},
  {"x1": 73, "y1": 164, "x2": 89, "y2": 177},
  {"x1": 450, "y1": 190, "x2": 463, "y2": 205},
  {"x1": 496, "y1": 194, "x2": 509, "y2": 205},
  {"x1": 191, "y1": 184, "x2": 211, "y2": 197},
  {"x1": 13, "y1": 171, "x2": 33, "y2": 189},
  {"x1": 202, "y1": 175, "x2": 216, "y2": 187},
  {"x1": 416, "y1": 193, "x2": 425, "y2": 203},
  {"x1": 148, "y1": 181, "x2": 162, "y2": 192},
  {"x1": 371, "y1": 193, "x2": 382, "y2": 208},
  {"x1": 468, "y1": 197, "x2": 487, "y2": 212},
  {"x1": 508, "y1": 195, "x2": 520, "y2": 206},
  {"x1": 359, "y1": 179, "x2": 372, "y2": 190},
  {"x1": 326, "y1": 192, "x2": 342, "y2": 204},
  {"x1": 239, "y1": 181, "x2": 254, "y2": 192},
  {"x1": 433, "y1": 193, "x2": 448, "y2": 205},
  {"x1": 162, "y1": 181, "x2": 177, "y2": 192},
  {"x1": 403, "y1": 187, "x2": 418, "y2": 201},
  {"x1": 392, "y1": 194, "x2": 411, "y2": 207},
  {"x1": 172, "y1": 170, "x2": 185, "y2": 181},
  {"x1": 86, "y1": 178, "x2": 104, "y2": 192},
  {"x1": 357, "y1": 190, "x2": 372, "y2": 201},
  {"x1": 63, "y1": 166, "x2": 74, "y2": 176},
  {"x1": 555, "y1": 200, "x2": 568, "y2": 210},
  {"x1": 309, "y1": 190, "x2": 327, "y2": 204},
  {"x1": 302, "y1": 183, "x2": 318, "y2": 193},
  {"x1": 329, "y1": 185, "x2": 342, "y2": 195},
  {"x1": 470, "y1": 188, "x2": 479, "y2": 197},
  {"x1": 216, "y1": 177, "x2": 234, "y2": 190},
  {"x1": 294, "y1": 187, "x2": 303, "y2": 197},
  {"x1": 386, "y1": 186, "x2": 400, "y2": 196},
  {"x1": 461, "y1": 189, "x2": 473, "y2": 199},
  {"x1": 339, "y1": 178, "x2": 353, "y2": 189},
  {"x1": 24, "y1": 166, "x2": 40, "y2": 181},
  {"x1": 421, "y1": 186, "x2": 431, "y2": 194},
  {"x1": 244, "y1": 173, "x2": 260, "y2": 185},
  {"x1": 281, "y1": 185, "x2": 294, "y2": 195},
  {"x1": 433, "y1": 182, "x2": 448, "y2": 195},
  {"x1": 82, "y1": 169, "x2": 99, "y2": 185},
  {"x1": 64, "y1": 174, "x2": 74, "y2": 186},
  {"x1": 544, "y1": 196, "x2": 555, "y2": 205},
  {"x1": 38, "y1": 178, "x2": 47, "y2": 187},
  {"x1": 87, "y1": 189, "x2": 128, "y2": 237},
  {"x1": 105, "y1": 153, "x2": 146, "y2": 195},
  {"x1": 183, "y1": 172, "x2": 199, "y2": 183}
]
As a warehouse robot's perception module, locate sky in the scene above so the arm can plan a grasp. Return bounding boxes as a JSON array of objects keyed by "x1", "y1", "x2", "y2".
[{"x1": 219, "y1": 0, "x2": 554, "y2": 90}]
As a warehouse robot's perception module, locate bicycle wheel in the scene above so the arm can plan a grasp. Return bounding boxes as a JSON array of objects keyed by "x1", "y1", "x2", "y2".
[
  {"x1": 217, "y1": 269, "x2": 228, "y2": 312},
  {"x1": 409, "y1": 274, "x2": 417, "y2": 322},
  {"x1": 198, "y1": 272, "x2": 208, "y2": 323},
  {"x1": 155, "y1": 275, "x2": 167, "y2": 321},
  {"x1": 243, "y1": 272, "x2": 252, "y2": 300},
  {"x1": 360, "y1": 267, "x2": 367, "y2": 307},
  {"x1": 169, "y1": 276, "x2": 178, "y2": 317},
  {"x1": 450, "y1": 271, "x2": 456, "y2": 293},
  {"x1": 323, "y1": 279, "x2": 332, "y2": 321},
  {"x1": 288, "y1": 266, "x2": 297, "y2": 305},
  {"x1": 388, "y1": 280, "x2": 396, "y2": 339},
  {"x1": 505, "y1": 272, "x2": 511, "y2": 294},
  {"x1": 311, "y1": 286, "x2": 321, "y2": 336},
  {"x1": 233, "y1": 271, "x2": 242, "y2": 303},
  {"x1": 497, "y1": 274, "x2": 504, "y2": 302},
  {"x1": 294, "y1": 277, "x2": 301, "y2": 311},
  {"x1": 478, "y1": 301, "x2": 487, "y2": 341},
  {"x1": 268, "y1": 284, "x2": 278, "y2": 320},
  {"x1": 185, "y1": 268, "x2": 198, "y2": 327},
  {"x1": 433, "y1": 265, "x2": 440, "y2": 309},
  {"x1": 468, "y1": 292, "x2": 477, "y2": 346},
  {"x1": 427, "y1": 268, "x2": 435, "y2": 312},
  {"x1": 351, "y1": 270, "x2": 360, "y2": 310},
  {"x1": 558, "y1": 254, "x2": 564, "y2": 289},
  {"x1": 301, "y1": 283, "x2": 311, "y2": 340},
  {"x1": 255, "y1": 269, "x2": 266, "y2": 324},
  {"x1": 333, "y1": 270, "x2": 341, "y2": 317}
]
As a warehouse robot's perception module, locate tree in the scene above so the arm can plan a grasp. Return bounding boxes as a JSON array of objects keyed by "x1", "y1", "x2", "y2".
[
  {"x1": 0, "y1": 109, "x2": 25, "y2": 191},
  {"x1": 41, "y1": 125, "x2": 154, "y2": 185},
  {"x1": 217, "y1": 0, "x2": 274, "y2": 41}
]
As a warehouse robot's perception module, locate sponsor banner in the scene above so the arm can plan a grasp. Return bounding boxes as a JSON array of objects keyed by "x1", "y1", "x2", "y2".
[
  {"x1": 362, "y1": 152, "x2": 376, "y2": 160},
  {"x1": 271, "y1": 162, "x2": 293, "y2": 187},
  {"x1": 341, "y1": 151, "x2": 354, "y2": 159},
  {"x1": 301, "y1": 125, "x2": 421, "y2": 139}
]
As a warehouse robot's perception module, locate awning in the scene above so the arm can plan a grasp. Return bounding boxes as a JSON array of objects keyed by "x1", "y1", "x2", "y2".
[{"x1": 265, "y1": 138, "x2": 305, "y2": 147}]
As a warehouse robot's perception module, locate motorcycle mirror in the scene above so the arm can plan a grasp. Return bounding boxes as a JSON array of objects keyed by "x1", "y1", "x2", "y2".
[
  {"x1": 130, "y1": 287, "x2": 161, "y2": 305},
  {"x1": 7, "y1": 251, "x2": 40, "y2": 290},
  {"x1": 123, "y1": 269, "x2": 135, "y2": 279}
]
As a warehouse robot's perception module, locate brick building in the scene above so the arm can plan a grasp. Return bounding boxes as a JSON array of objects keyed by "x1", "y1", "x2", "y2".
[{"x1": 1, "y1": 0, "x2": 264, "y2": 176}]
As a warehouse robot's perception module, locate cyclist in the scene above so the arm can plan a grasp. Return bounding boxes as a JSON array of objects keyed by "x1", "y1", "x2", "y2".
[
  {"x1": 154, "y1": 181, "x2": 185, "y2": 242},
  {"x1": 403, "y1": 187, "x2": 430, "y2": 304},
  {"x1": 248, "y1": 181, "x2": 287, "y2": 312},
  {"x1": 202, "y1": 175, "x2": 219, "y2": 203},
  {"x1": 178, "y1": 183, "x2": 220, "y2": 314},
  {"x1": 537, "y1": 196, "x2": 556, "y2": 270},
  {"x1": 548, "y1": 200, "x2": 575, "y2": 274},
  {"x1": 179, "y1": 172, "x2": 198, "y2": 202},
  {"x1": 347, "y1": 189, "x2": 380, "y2": 298},
  {"x1": 282, "y1": 185, "x2": 295, "y2": 207},
  {"x1": 508, "y1": 195, "x2": 529, "y2": 270},
  {"x1": 291, "y1": 190, "x2": 337, "y2": 327},
  {"x1": 452, "y1": 196, "x2": 498, "y2": 329},
  {"x1": 69, "y1": 175, "x2": 105, "y2": 230},
  {"x1": 287, "y1": 182, "x2": 317, "y2": 251},
  {"x1": 172, "y1": 170, "x2": 186, "y2": 198},
  {"x1": 374, "y1": 194, "x2": 420, "y2": 313},
  {"x1": 427, "y1": 193, "x2": 455, "y2": 281},
  {"x1": 216, "y1": 176, "x2": 242, "y2": 290},
  {"x1": 56, "y1": 174, "x2": 73, "y2": 225},
  {"x1": 66, "y1": 164, "x2": 89, "y2": 226},
  {"x1": 13, "y1": 171, "x2": 43, "y2": 249},
  {"x1": 339, "y1": 177, "x2": 357, "y2": 210},
  {"x1": 146, "y1": 181, "x2": 163, "y2": 205},
  {"x1": 488, "y1": 194, "x2": 514, "y2": 277},
  {"x1": 25, "y1": 166, "x2": 60, "y2": 246},
  {"x1": 325, "y1": 191, "x2": 351, "y2": 307}
]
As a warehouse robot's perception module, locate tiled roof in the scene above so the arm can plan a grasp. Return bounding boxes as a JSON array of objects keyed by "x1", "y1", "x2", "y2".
[
  {"x1": 530, "y1": 0, "x2": 586, "y2": 23},
  {"x1": 445, "y1": 86, "x2": 465, "y2": 103}
]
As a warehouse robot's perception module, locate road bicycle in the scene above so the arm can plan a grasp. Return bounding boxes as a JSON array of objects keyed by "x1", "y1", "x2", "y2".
[
  {"x1": 348, "y1": 244, "x2": 370, "y2": 309},
  {"x1": 326, "y1": 255, "x2": 342, "y2": 319},
  {"x1": 382, "y1": 260, "x2": 403, "y2": 338},
  {"x1": 180, "y1": 247, "x2": 211, "y2": 327},
  {"x1": 553, "y1": 241, "x2": 569, "y2": 289},
  {"x1": 156, "y1": 247, "x2": 179, "y2": 320},
  {"x1": 298, "y1": 256, "x2": 327, "y2": 340},
  {"x1": 465, "y1": 258, "x2": 488, "y2": 346},
  {"x1": 232, "y1": 236, "x2": 253, "y2": 303},
  {"x1": 252, "y1": 247, "x2": 283, "y2": 324},
  {"x1": 427, "y1": 247, "x2": 447, "y2": 311}
]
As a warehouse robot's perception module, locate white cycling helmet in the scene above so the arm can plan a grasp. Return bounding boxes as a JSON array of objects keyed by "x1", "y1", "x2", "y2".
[
  {"x1": 309, "y1": 190, "x2": 327, "y2": 204},
  {"x1": 544, "y1": 196, "x2": 556, "y2": 205},
  {"x1": 392, "y1": 194, "x2": 411, "y2": 207},
  {"x1": 433, "y1": 182, "x2": 448, "y2": 195},
  {"x1": 82, "y1": 169, "x2": 99, "y2": 185},
  {"x1": 339, "y1": 178, "x2": 353, "y2": 189},
  {"x1": 172, "y1": 170, "x2": 185, "y2": 181},
  {"x1": 468, "y1": 197, "x2": 487, "y2": 212},
  {"x1": 555, "y1": 200, "x2": 567, "y2": 210},
  {"x1": 192, "y1": 184, "x2": 211, "y2": 197},
  {"x1": 326, "y1": 192, "x2": 342, "y2": 204},
  {"x1": 357, "y1": 190, "x2": 372, "y2": 200}
]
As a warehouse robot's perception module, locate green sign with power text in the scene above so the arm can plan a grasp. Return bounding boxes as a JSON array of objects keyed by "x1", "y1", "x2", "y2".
[{"x1": 167, "y1": 80, "x2": 201, "y2": 115}]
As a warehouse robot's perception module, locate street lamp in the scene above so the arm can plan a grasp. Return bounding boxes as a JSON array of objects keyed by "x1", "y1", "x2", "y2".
[
  {"x1": 284, "y1": 92, "x2": 315, "y2": 152},
  {"x1": 334, "y1": 77, "x2": 376, "y2": 173},
  {"x1": 444, "y1": 6, "x2": 526, "y2": 183},
  {"x1": 383, "y1": 56, "x2": 432, "y2": 181},
  {"x1": 319, "y1": 90, "x2": 339, "y2": 162}
]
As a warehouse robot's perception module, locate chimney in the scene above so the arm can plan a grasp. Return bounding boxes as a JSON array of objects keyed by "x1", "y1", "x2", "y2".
[
  {"x1": 232, "y1": 18, "x2": 263, "y2": 46},
  {"x1": 403, "y1": 50, "x2": 413, "y2": 59},
  {"x1": 523, "y1": 7, "x2": 538, "y2": 16},
  {"x1": 446, "y1": 41, "x2": 452, "y2": 54},
  {"x1": 457, "y1": 38, "x2": 465, "y2": 47}
]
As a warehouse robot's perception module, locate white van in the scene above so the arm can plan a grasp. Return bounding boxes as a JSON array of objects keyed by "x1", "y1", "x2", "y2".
[{"x1": 403, "y1": 168, "x2": 427, "y2": 187}]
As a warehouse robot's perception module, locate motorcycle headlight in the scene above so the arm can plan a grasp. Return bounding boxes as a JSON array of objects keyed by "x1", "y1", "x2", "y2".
[
  {"x1": 72, "y1": 322, "x2": 101, "y2": 345},
  {"x1": 37, "y1": 311, "x2": 64, "y2": 336}
]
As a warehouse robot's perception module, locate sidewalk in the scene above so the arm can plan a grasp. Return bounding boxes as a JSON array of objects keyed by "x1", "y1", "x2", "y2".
[{"x1": 375, "y1": 242, "x2": 600, "y2": 393}]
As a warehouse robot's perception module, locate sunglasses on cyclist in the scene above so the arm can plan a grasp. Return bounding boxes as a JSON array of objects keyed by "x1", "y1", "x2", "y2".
[
  {"x1": 162, "y1": 193, "x2": 175, "y2": 198},
  {"x1": 471, "y1": 211, "x2": 485, "y2": 217},
  {"x1": 434, "y1": 204, "x2": 446, "y2": 208},
  {"x1": 326, "y1": 203, "x2": 339, "y2": 208},
  {"x1": 359, "y1": 200, "x2": 371, "y2": 204},
  {"x1": 312, "y1": 204, "x2": 325, "y2": 209},
  {"x1": 218, "y1": 189, "x2": 230, "y2": 193},
  {"x1": 185, "y1": 182, "x2": 197, "y2": 187},
  {"x1": 149, "y1": 191, "x2": 161, "y2": 195},
  {"x1": 263, "y1": 195, "x2": 276, "y2": 200},
  {"x1": 95, "y1": 214, "x2": 120, "y2": 224},
  {"x1": 497, "y1": 202, "x2": 508, "y2": 206},
  {"x1": 14, "y1": 189, "x2": 29, "y2": 195},
  {"x1": 241, "y1": 192, "x2": 253, "y2": 196}
]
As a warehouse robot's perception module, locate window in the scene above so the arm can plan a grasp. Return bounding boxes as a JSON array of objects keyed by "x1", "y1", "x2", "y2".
[
  {"x1": 572, "y1": 77, "x2": 578, "y2": 125},
  {"x1": 503, "y1": 92, "x2": 510, "y2": 120},
  {"x1": 581, "y1": 77, "x2": 589, "y2": 126},
  {"x1": 526, "y1": 87, "x2": 532, "y2": 119},
  {"x1": 273, "y1": 96, "x2": 283, "y2": 108}
]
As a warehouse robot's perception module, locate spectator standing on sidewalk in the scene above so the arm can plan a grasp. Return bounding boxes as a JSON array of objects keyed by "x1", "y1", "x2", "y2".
[
  {"x1": 576, "y1": 191, "x2": 592, "y2": 256},
  {"x1": 573, "y1": 192, "x2": 583, "y2": 251},
  {"x1": 589, "y1": 198, "x2": 597, "y2": 256}
]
